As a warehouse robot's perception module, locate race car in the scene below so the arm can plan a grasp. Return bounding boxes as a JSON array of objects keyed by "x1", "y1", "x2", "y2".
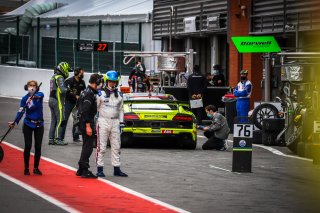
[{"x1": 121, "y1": 93, "x2": 197, "y2": 149}]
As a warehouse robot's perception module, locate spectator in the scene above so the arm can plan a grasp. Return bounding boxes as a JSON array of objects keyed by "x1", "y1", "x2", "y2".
[
  {"x1": 207, "y1": 64, "x2": 225, "y2": 86},
  {"x1": 128, "y1": 61, "x2": 150, "y2": 92},
  {"x1": 187, "y1": 65, "x2": 207, "y2": 125}
]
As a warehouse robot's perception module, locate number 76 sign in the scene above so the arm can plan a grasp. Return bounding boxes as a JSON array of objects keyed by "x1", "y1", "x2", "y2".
[{"x1": 233, "y1": 124, "x2": 253, "y2": 138}]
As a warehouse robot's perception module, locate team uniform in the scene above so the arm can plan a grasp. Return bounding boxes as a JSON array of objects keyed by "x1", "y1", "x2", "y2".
[
  {"x1": 96, "y1": 88, "x2": 124, "y2": 168},
  {"x1": 233, "y1": 80, "x2": 252, "y2": 120}
]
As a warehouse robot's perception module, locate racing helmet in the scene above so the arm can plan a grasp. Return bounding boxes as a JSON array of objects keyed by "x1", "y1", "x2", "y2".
[
  {"x1": 106, "y1": 70, "x2": 120, "y2": 82},
  {"x1": 57, "y1": 62, "x2": 71, "y2": 78}
]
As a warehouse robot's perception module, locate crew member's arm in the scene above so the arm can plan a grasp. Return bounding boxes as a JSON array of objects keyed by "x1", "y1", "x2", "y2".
[
  {"x1": 65, "y1": 78, "x2": 77, "y2": 101},
  {"x1": 208, "y1": 115, "x2": 223, "y2": 131},
  {"x1": 57, "y1": 76, "x2": 68, "y2": 94},
  {"x1": 119, "y1": 96, "x2": 124, "y2": 123},
  {"x1": 233, "y1": 82, "x2": 252, "y2": 97}
]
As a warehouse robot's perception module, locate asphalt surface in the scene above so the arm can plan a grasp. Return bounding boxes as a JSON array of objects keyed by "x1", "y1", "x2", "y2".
[{"x1": 1, "y1": 97, "x2": 320, "y2": 213}]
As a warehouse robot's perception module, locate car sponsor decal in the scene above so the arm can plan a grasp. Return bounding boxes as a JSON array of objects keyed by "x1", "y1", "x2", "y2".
[{"x1": 144, "y1": 114, "x2": 167, "y2": 119}]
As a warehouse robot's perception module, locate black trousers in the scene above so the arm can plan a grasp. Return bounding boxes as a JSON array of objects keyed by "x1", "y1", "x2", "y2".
[
  {"x1": 23, "y1": 124, "x2": 44, "y2": 169},
  {"x1": 78, "y1": 126, "x2": 94, "y2": 171},
  {"x1": 191, "y1": 107, "x2": 204, "y2": 125},
  {"x1": 202, "y1": 131, "x2": 224, "y2": 150}
]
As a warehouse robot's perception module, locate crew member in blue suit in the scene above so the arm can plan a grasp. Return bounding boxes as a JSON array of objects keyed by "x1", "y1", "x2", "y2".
[
  {"x1": 8, "y1": 80, "x2": 44, "y2": 176},
  {"x1": 233, "y1": 70, "x2": 252, "y2": 121}
]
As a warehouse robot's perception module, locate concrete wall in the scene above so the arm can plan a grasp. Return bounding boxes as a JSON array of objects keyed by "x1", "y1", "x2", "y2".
[{"x1": 0, "y1": 65, "x2": 128, "y2": 101}]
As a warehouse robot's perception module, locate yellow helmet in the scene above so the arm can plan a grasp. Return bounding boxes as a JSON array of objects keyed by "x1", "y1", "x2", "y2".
[{"x1": 57, "y1": 62, "x2": 71, "y2": 78}]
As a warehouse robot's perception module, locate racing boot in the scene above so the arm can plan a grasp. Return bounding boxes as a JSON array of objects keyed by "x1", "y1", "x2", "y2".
[
  {"x1": 114, "y1": 167, "x2": 128, "y2": 177},
  {"x1": 56, "y1": 139, "x2": 68, "y2": 146},
  {"x1": 48, "y1": 139, "x2": 55, "y2": 145},
  {"x1": 96, "y1": 166, "x2": 106, "y2": 177}
]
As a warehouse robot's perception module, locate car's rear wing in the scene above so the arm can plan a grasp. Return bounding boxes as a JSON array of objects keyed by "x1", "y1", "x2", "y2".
[{"x1": 124, "y1": 99, "x2": 190, "y2": 105}]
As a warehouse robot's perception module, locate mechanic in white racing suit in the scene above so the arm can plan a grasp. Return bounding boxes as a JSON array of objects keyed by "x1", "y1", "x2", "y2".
[{"x1": 95, "y1": 70, "x2": 128, "y2": 177}]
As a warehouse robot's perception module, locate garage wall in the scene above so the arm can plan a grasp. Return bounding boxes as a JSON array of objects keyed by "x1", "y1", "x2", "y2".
[{"x1": 0, "y1": 65, "x2": 128, "y2": 101}]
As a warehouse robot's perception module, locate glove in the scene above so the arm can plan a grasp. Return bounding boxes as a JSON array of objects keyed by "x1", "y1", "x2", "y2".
[
  {"x1": 86, "y1": 124, "x2": 92, "y2": 136},
  {"x1": 120, "y1": 122, "x2": 125, "y2": 134}
]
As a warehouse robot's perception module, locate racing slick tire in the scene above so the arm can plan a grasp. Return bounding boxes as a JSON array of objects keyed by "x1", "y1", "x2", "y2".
[
  {"x1": 121, "y1": 132, "x2": 133, "y2": 148},
  {"x1": 180, "y1": 133, "x2": 197, "y2": 150},
  {"x1": 252, "y1": 103, "x2": 279, "y2": 130}
]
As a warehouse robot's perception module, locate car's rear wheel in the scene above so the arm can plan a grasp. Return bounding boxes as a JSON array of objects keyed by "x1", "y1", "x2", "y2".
[
  {"x1": 121, "y1": 132, "x2": 133, "y2": 148},
  {"x1": 180, "y1": 133, "x2": 197, "y2": 149}
]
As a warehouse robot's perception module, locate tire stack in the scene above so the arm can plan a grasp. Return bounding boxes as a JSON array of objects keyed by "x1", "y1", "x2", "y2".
[{"x1": 262, "y1": 118, "x2": 285, "y2": 146}]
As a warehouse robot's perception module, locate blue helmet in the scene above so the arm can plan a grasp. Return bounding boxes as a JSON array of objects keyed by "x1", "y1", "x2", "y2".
[{"x1": 106, "y1": 70, "x2": 120, "y2": 82}]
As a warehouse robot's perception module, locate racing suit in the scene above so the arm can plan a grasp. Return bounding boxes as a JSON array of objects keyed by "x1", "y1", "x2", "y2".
[
  {"x1": 96, "y1": 88, "x2": 124, "y2": 168},
  {"x1": 233, "y1": 80, "x2": 252, "y2": 121},
  {"x1": 48, "y1": 74, "x2": 67, "y2": 143}
]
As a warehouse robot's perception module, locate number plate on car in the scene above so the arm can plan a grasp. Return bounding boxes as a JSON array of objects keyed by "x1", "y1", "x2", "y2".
[{"x1": 162, "y1": 130, "x2": 173, "y2": 134}]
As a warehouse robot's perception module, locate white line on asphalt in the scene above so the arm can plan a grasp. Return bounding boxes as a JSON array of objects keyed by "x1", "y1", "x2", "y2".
[
  {"x1": 198, "y1": 136, "x2": 313, "y2": 162},
  {"x1": 2, "y1": 142, "x2": 190, "y2": 213},
  {"x1": 0, "y1": 171, "x2": 81, "y2": 213},
  {"x1": 208, "y1": 165, "x2": 241, "y2": 175},
  {"x1": 253, "y1": 144, "x2": 313, "y2": 162}
]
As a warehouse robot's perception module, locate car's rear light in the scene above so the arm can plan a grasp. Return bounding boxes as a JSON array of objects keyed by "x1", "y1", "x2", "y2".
[
  {"x1": 173, "y1": 114, "x2": 193, "y2": 122},
  {"x1": 124, "y1": 113, "x2": 140, "y2": 120}
]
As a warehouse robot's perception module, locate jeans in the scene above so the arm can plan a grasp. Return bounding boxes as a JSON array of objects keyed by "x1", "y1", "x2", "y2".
[{"x1": 58, "y1": 101, "x2": 79, "y2": 140}]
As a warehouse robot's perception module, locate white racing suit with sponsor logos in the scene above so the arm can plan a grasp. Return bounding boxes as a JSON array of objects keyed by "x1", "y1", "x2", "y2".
[{"x1": 96, "y1": 89, "x2": 124, "y2": 167}]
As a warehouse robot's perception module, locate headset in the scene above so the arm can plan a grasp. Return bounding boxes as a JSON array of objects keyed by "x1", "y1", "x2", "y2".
[
  {"x1": 24, "y1": 80, "x2": 38, "y2": 91},
  {"x1": 74, "y1": 67, "x2": 82, "y2": 76}
]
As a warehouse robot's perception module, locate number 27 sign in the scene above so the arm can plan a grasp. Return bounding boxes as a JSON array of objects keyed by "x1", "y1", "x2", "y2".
[{"x1": 233, "y1": 124, "x2": 253, "y2": 138}]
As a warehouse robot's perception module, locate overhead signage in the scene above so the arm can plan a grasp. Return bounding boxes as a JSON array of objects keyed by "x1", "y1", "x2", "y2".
[
  {"x1": 77, "y1": 42, "x2": 108, "y2": 52},
  {"x1": 232, "y1": 36, "x2": 281, "y2": 53}
]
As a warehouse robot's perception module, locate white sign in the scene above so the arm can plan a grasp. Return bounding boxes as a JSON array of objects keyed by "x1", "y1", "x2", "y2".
[
  {"x1": 184, "y1": 17, "x2": 196, "y2": 33},
  {"x1": 234, "y1": 124, "x2": 253, "y2": 138},
  {"x1": 314, "y1": 121, "x2": 320, "y2": 133},
  {"x1": 190, "y1": 99, "x2": 203, "y2": 108}
]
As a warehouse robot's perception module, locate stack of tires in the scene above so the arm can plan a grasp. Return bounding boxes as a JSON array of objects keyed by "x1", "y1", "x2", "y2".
[{"x1": 262, "y1": 118, "x2": 285, "y2": 146}]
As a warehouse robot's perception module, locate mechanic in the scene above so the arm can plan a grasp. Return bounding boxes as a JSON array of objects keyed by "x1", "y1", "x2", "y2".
[
  {"x1": 8, "y1": 80, "x2": 44, "y2": 175},
  {"x1": 128, "y1": 61, "x2": 150, "y2": 93},
  {"x1": 48, "y1": 62, "x2": 70, "y2": 146},
  {"x1": 59, "y1": 67, "x2": 86, "y2": 142},
  {"x1": 199, "y1": 105, "x2": 230, "y2": 150},
  {"x1": 187, "y1": 65, "x2": 207, "y2": 125},
  {"x1": 96, "y1": 70, "x2": 128, "y2": 177},
  {"x1": 233, "y1": 70, "x2": 252, "y2": 121},
  {"x1": 76, "y1": 74, "x2": 102, "y2": 178}
]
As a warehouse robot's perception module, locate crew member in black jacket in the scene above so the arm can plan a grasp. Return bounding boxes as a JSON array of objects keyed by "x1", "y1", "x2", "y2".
[
  {"x1": 187, "y1": 65, "x2": 207, "y2": 125},
  {"x1": 76, "y1": 74, "x2": 102, "y2": 178},
  {"x1": 59, "y1": 67, "x2": 86, "y2": 142}
]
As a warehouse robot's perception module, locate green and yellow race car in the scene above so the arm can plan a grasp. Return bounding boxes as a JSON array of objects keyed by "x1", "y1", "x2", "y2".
[{"x1": 121, "y1": 93, "x2": 197, "y2": 149}]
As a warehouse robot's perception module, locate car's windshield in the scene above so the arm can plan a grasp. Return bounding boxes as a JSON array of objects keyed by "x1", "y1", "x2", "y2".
[{"x1": 130, "y1": 103, "x2": 178, "y2": 110}]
